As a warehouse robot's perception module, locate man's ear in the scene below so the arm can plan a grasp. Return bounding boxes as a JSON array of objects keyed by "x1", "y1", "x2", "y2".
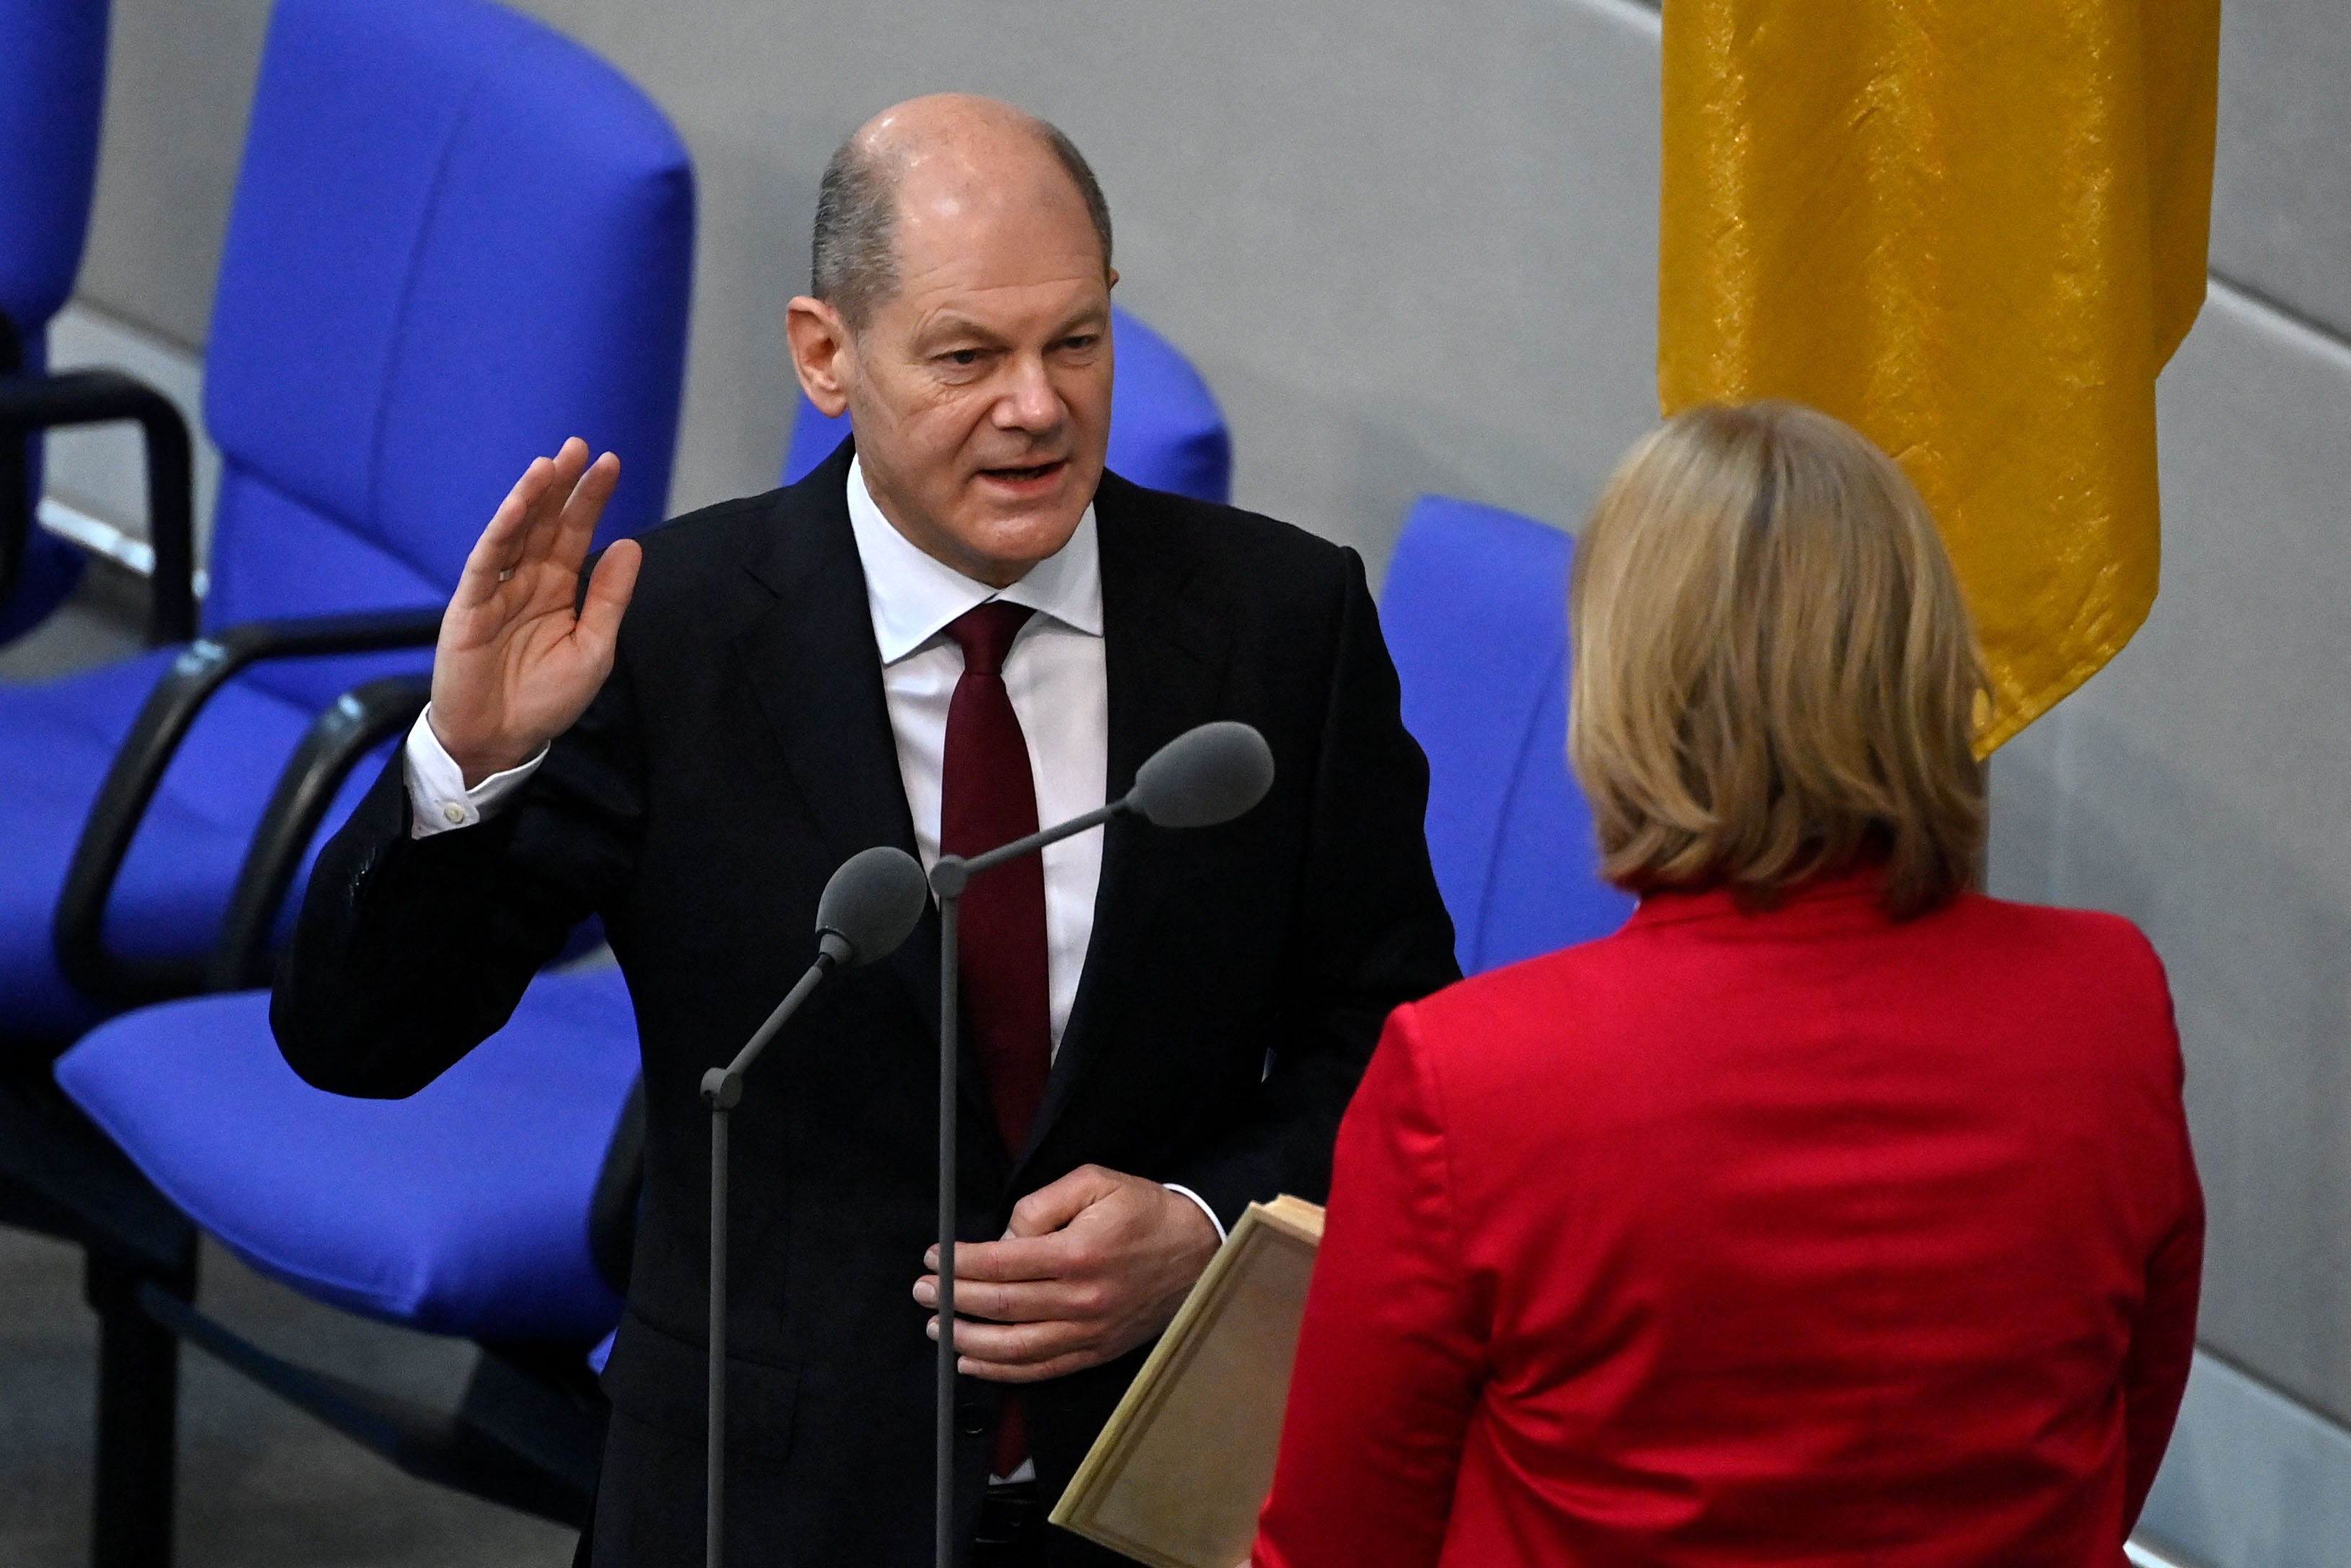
[{"x1": 786, "y1": 296, "x2": 854, "y2": 418}]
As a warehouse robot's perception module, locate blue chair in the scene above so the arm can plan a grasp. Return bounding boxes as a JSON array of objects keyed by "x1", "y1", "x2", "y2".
[
  {"x1": 0, "y1": 0, "x2": 107, "y2": 640},
  {"x1": 59, "y1": 966, "x2": 641, "y2": 1341},
  {"x1": 1383, "y1": 497, "x2": 1636, "y2": 974},
  {"x1": 0, "y1": 0, "x2": 694, "y2": 1050},
  {"x1": 783, "y1": 304, "x2": 1234, "y2": 503},
  {"x1": 0, "y1": 0, "x2": 692, "y2": 1556}
]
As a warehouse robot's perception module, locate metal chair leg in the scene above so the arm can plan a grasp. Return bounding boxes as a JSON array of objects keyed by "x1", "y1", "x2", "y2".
[{"x1": 85, "y1": 1246, "x2": 195, "y2": 1568}]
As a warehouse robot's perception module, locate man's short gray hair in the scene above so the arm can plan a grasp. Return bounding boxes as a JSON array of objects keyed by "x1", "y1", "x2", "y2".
[{"x1": 810, "y1": 117, "x2": 1114, "y2": 330}]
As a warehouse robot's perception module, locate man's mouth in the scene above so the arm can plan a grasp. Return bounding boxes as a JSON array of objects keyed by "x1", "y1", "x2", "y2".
[{"x1": 978, "y1": 459, "x2": 1068, "y2": 488}]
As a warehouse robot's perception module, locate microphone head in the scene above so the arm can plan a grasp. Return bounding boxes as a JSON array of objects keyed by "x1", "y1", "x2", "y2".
[
  {"x1": 815, "y1": 846, "x2": 929, "y2": 966},
  {"x1": 1127, "y1": 721, "x2": 1275, "y2": 830}
]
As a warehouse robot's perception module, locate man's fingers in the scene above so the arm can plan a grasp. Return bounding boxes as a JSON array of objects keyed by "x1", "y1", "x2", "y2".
[
  {"x1": 452, "y1": 456, "x2": 557, "y2": 611},
  {"x1": 912, "y1": 1271, "x2": 1094, "y2": 1324},
  {"x1": 1006, "y1": 1164, "x2": 1119, "y2": 1239},
  {"x1": 546, "y1": 448, "x2": 622, "y2": 575},
  {"x1": 926, "y1": 1233, "x2": 1074, "y2": 1283},
  {"x1": 925, "y1": 1313, "x2": 1097, "y2": 1370},
  {"x1": 574, "y1": 538, "x2": 642, "y2": 659}
]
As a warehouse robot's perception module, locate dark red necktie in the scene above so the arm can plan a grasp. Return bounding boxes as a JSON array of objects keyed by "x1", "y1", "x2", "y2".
[{"x1": 940, "y1": 600, "x2": 1051, "y2": 1477}]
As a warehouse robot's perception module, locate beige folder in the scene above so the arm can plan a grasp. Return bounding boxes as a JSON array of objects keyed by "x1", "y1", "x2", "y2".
[{"x1": 1050, "y1": 1195, "x2": 1325, "y2": 1568}]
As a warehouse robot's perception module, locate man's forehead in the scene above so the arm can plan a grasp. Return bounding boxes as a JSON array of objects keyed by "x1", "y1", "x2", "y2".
[
  {"x1": 891, "y1": 142, "x2": 1086, "y2": 234},
  {"x1": 857, "y1": 92, "x2": 1050, "y2": 163},
  {"x1": 885, "y1": 161, "x2": 1104, "y2": 296}
]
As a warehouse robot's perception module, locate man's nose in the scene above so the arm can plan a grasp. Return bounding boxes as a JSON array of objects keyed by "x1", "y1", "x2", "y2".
[{"x1": 991, "y1": 355, "x2": 1065, "y2": 434}]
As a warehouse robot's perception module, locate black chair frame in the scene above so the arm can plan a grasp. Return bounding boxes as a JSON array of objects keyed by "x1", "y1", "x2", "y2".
[
  {"x1": 0, "y1": 305, "x2": 198, "y2": 645},
  {"x1": 106, "y1": 668, "x2": 647, "y2": 1549},
  {"x1": 11, "y1": 653, "x2": 646, "y2": 1565}
]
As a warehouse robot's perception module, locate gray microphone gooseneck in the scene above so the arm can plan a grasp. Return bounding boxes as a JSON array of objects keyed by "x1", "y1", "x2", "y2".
[
  {"x1": 701, "y1": 845, "x2": 926, "y2": 1568},
  {"x1": 928, "y1": 719, "x2": 1275, "y2": 1568}
]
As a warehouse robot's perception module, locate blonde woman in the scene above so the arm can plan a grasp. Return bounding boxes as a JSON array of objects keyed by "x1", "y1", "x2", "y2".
[{"x1": 1254, "y1": 402, "x2": 2202, "y2": 1566}]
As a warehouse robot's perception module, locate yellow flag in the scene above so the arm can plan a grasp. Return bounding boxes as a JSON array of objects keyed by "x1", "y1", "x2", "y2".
[{"x1": 1659, "y1": 1, "x2": 2219, "y2": 750}]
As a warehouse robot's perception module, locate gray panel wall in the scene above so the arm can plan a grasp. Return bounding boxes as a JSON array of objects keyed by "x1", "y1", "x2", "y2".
[
  {"x1": 2209, "y1": 0, "x2": 2351, "y2": 340},
  {"x1": 71, "y1": 0, "x2": 1665, "y2": 573},
  {"x1": 1990, "y1": 285, "x2": 2351, "y2": 1427}
]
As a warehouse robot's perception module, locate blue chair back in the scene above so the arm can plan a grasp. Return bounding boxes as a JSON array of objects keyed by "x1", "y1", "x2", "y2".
[
  {"x1": 0, "y1": 0, "x2": 105, "y2": 340},
  {"x1": 201, "y1": 0, "x2": 694, "y2": 709},
  {"x1": 1383, "y1": 497, "x2": 1635, "y2": 975},
  {"x1": 0, "y1": 0, "x2": 109, "y2": 640},
  {"x1": 781, "y1": 305, "x2": 1232, "y2": 504}
]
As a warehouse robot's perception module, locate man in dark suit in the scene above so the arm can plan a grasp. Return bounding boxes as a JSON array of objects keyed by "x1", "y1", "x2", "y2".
[{"x1": 274, "y1": 94, "x2": 1457, "y2": 1566}]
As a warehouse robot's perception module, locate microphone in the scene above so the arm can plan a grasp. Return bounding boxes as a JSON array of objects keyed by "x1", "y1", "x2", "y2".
[
  {"x1": 926, "y1": 721, "x2": 1274, "y2": 1568},
  {"x1": 701, "y1": 846, "x2": 929, "y2": 1111},
  {"x1": 1126, "y1": 718, "x2": 1278, "y2": 829},
  {"x1": 926, "y1": 719, "x2": 1275, "y2": 898},
  {"x1": 702, "y1": 844, "x2": 926, "y2": 1568},
  {"x1": 815, "y1": 842, "x2": 935, "y2": 969}
]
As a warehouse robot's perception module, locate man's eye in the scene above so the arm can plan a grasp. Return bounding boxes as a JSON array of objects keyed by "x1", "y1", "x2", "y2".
[
  {"x1": 1057, "y1": 335, "x2": 1100, "y2": 353},
  {"x1": 942, "y1": 349, "x2": 983, "y2": 367}
]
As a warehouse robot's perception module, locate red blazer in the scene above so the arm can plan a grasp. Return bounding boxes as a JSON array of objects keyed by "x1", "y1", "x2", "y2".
[{"x1": 1255, "y1": 869, "x2": 2202, "y2": 1568}]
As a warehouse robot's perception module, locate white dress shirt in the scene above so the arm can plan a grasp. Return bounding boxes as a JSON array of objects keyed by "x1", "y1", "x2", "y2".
[{"x1": 402, "y1": 459, "x2": 1226, "y2": 1248}]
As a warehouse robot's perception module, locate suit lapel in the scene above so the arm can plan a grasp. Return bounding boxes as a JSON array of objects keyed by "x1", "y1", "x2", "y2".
[
  {"x1": 1022, "y1": 477, "x2": 1229, "y2": 1166},
  {"x1": 727, "y1": 450, "x2": 968, "y2": 1110},
  {"x1": 732, "y1": 449, "x2": 912, "y2": 867}
]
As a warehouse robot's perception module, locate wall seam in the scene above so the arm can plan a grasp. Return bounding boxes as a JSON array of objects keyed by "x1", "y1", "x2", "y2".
[
  {"x1": 2206, "y1": 271, "x2": 2351, "y2": 376},
  {"x1": 1557, "y1": 0, "x2": 1662, "y2": 38}
]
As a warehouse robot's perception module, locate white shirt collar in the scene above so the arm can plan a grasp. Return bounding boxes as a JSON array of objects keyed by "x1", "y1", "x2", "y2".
[{"x1": 845, "y1": 455, "x2": 1103, "y2": 665}]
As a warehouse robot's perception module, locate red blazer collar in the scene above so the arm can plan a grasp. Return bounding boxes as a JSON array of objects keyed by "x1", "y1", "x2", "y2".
[{"x1": 1624, "y1": 859, "x2": 1896, "y2": 932}]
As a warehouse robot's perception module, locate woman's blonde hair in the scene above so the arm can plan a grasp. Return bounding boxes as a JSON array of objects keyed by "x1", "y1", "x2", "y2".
[{"x1": 1567, "y1": 400, "x2": 1986, "y2": 921}]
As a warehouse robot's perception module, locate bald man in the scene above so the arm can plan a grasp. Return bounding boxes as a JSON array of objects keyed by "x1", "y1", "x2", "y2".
[{"x1": 275, "y1": 96, "x2": 1458, "y2": 1567}]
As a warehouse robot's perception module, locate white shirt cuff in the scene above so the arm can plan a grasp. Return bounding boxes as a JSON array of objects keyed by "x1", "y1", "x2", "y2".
[
  {"x1": 1164, "y1": 1184, "x2": 1228, "y2": 1245},
  {"x1": 404, "y1": 706, "x2": 548, "y2": 838}
]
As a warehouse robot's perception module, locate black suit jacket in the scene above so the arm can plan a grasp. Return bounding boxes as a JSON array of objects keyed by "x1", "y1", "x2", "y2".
[{"x1": 274, "y1": 443, "x2": 1460, "y2": 1565}]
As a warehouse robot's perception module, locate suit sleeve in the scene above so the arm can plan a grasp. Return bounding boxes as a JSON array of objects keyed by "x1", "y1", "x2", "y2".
[
  {"x1": 1166, "y1": 549, "x2": 1461, "y2": 1226},
  {"x1": 270, "y1": 649, "x2": 645, "y2": 1098},
  {"x1": 1254, "y1": 1005, "x2": 1484, "y2": 1568},
  {"x1": 2120, "y1": 1019, "x2": 2205, "y2": 1532}
]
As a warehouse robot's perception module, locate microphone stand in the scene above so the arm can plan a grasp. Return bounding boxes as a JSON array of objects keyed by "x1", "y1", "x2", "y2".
[
  {"x1": 927, "y1": 799, "x2": 1126, "y2": 1568},
  {"x1": 699, "y1": 954, "x2": 839, "y2": 1568},
  {"x1": 925, "y1": 718, "x2": 1272, "y2": 1568}
]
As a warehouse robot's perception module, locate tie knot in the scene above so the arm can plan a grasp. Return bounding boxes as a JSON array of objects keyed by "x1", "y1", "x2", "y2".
[{"x1": 944, "y1": 601, "x2": 1035, "y2": 678}]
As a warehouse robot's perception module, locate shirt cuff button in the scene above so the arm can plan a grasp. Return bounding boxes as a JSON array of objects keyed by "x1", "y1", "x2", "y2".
[{"x1": 442, "y1": 802, "x2": 466, "y2": 825}]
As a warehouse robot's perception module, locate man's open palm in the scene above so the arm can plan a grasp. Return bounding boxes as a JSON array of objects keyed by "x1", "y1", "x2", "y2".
[{"x1": 430, "y1": 438, "x2": 640, "y2": 785}]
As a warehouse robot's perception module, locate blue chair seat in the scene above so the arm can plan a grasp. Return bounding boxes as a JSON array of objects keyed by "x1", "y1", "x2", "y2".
[
  {"x1": 0, "y1": 654, "x2": 381, "y2": 1038},
  {"x1": 56, "y1": 963, "x2": 638, "y2": 1341},
  {"x1": 1383, "y1": 497, "x2": 1637, "y2": 975}
]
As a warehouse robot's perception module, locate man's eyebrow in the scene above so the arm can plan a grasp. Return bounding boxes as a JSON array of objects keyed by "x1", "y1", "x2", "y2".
[
  {"x1": 916, "y1": 312, "x2": 1009, "y2": 346},
  {"x1": 914, "y1": 304, "x2": 1110, "y2": 347}
]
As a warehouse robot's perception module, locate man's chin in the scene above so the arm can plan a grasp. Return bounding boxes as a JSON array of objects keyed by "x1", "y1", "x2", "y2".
[{"x1": 944, "y1": 490, "x2": 1090, "y2": 582}]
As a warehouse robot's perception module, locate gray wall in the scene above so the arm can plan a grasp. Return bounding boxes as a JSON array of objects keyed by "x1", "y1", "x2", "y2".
[
  {"x1": 53, "y1": 0, "x2": 2351, "y2": 1547},
  {"x1": 71, "y1": 0, "x2": 1665, "y2": 575}
]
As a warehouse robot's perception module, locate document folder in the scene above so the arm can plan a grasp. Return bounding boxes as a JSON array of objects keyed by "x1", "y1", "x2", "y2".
[{"x1": 1050, "y1": 1195, "x2": 1324, "y2": 1568}]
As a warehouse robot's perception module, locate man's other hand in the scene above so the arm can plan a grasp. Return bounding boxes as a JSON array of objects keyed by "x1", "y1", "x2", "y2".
[
  {"x1": 430, "y1": 438, "x2": 639, "y2": 786},
  {"x1": 914, "y1": 1165, "x2": 1222, "y2": 1383}
]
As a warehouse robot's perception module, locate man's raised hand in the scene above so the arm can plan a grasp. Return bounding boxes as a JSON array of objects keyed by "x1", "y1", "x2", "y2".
[{"x1": 430, "y1": 439, "x2": 640, "y2": 786}]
